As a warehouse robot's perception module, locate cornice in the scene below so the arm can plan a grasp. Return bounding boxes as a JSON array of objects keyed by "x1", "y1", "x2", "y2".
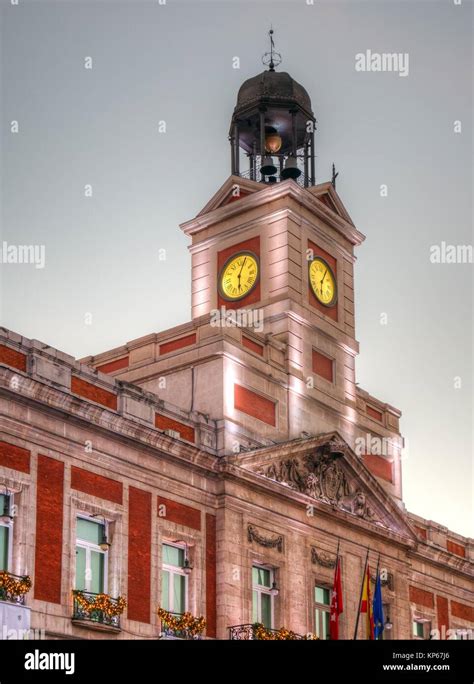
[
  {"x1": 407, "y1": 546, "x2": 473, "y2": 582},
  {"x1": 186, "y1": 207, "x2": 288, "y2": 254},
  {"x1": 0, "y1": 367, "x2": 218, "y2": 477},
  {"x1": 180, "y1": 177, "x2": 366, "y2": 247}
]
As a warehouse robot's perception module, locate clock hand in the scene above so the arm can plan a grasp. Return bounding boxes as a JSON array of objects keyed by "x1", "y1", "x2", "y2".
[
  {"x1": 238, "y1": 257, "x2": 247, "y2": 278},
  {"x1": 319, "y1": 269, "x2": 328, "y2": 295},
  {"x1": 236, "y1": 257, "x2": 247, "y2": 292}
]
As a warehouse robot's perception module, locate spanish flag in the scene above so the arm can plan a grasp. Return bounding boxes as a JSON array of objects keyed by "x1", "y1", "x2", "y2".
[{"x1": 360, "y1": 563, "x2": 375, "y2": 639}]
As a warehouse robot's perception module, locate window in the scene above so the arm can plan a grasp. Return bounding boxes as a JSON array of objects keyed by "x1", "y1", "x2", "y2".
[
  {"x1": 252, "y1": 566, "x2": 274, "y2": 629},
  {"x1": 161, "y1": 543, "x2": 187, "y2": 614},
  {"x1": 0, "y1": 494, "x2": 11, "y2": 571},
  {"x1": 412, "y1": 619, "x2": 431, "y2": 640},
  {"x1": 314, "y1": 585, "x2": 331, "y2": 639},
  {"x1": 75, "y1": 518, "x2": 107, "y2": 594}
]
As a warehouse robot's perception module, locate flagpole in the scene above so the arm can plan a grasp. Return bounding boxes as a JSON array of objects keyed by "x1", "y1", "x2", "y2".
[
  {"x1": 353, "y1": 547, "x2": 370, "y2": 640},
  {"x1": 329, "y1": 539, "x2": 341, "y2": 641},
  {"x1": 374, "y1": 553, "x2": 380, "y2": 599},
  {"x1": 374, "y1": 553, "x2": 381, "y2": 640}
]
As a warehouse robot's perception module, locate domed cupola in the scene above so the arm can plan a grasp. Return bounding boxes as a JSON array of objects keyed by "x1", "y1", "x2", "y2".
[{"x1": 229, "y1": 30, "x2": 317, "y2": 187}]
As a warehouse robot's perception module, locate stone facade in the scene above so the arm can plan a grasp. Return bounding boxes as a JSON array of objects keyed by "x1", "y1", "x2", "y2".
[{"x1": 0, "y1": 174, "x2": 472, "y2": 641}]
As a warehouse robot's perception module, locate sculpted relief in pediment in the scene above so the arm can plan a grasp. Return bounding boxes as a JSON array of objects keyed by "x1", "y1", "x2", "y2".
[{"x1": 256, "y1": 440, "x2": 381, "y2": 525}]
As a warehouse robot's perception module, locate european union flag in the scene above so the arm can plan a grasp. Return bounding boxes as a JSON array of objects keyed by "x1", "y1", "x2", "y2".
[{"x1": 373, "y1": 570, "x2": 384, "y2": 640}]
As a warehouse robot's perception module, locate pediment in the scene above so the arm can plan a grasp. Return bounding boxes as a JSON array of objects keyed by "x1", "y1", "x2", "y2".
[
  {"x1": 197, "y1": 175, "x2": 264, "y2": 217},
  {"x1": 308, "y1": 182, "x2": 355, "y2": 226},
  {"x1": 197, "y1": 178, "x2": 355, "y2": 224},
  {"x1": 234, "y1": 432, "x2": 416, "y2": 541}
]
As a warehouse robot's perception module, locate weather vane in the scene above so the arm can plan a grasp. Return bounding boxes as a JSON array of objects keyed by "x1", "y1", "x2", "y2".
[
  {"x1": 331, "y1": 163, "x2": 339, "y2": 189},
  {"x1": 262, "y1": 27, "x2": 282, "y2": 71}
]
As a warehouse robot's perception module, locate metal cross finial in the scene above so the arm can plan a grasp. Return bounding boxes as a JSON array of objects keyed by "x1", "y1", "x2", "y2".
[
  {"x1": 262, "y1": 27, "x2": 282, "y2": 71},
  {"x1": 331, "y1": 163, "x2": 339, "y2": 189}
]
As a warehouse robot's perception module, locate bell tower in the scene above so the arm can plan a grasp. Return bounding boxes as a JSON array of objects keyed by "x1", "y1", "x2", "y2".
[{"x1": 229, "y1": 30, "x2": 316, "y2": 187}]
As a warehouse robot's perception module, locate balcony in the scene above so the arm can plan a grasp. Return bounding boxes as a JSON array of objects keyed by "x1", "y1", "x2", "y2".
[
  {"x1": 228, "y1": 623, "x2": 312, "y2": 640},
  {"x1": 158, "y1": 608, "x2": 206, "y2": 640},
  {"x1": 0, "y1": 571, "x2": 31, "y2": 605},
  {"x1": 72, "y1": 590, "x2": 126, "y2": 632}
]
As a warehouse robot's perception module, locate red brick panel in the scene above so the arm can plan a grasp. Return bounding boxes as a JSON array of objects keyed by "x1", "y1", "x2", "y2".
[
  {"x1": 206, "y1": 513, "x2": 217, "y2": 638},
  {"x1": 70, "y1": 466, "x2": 123, "y2": 504},
  {"x1": 414, "y1": 526, "x2": 428, "y2": 540},
  {"x1": 155, "y1": 414, "x2": 195, "y2": 443},
  {"x1": 128, "y1": 487, "x2": 152, "y2": 623},
  {"x1": 447, "y1": 540, "x2": 466, "y2": 557},
  {"x1": 159, "y1": 334, "x2": 196, "y2": 356},
  {"x1": 312, "y1": 349, "x2": 334, "y2": 382},
  {"x1": 409, "y1": 586, "x2": 434, "y2": 608},
  {"x1": 437, "y1": 595, "x2": 449, "y2": 632},
  {"x1": 157, "y1": 496, "x2": 201, "y2": 531},
  {"x1": 0, "y1": 344, "x2": 27, "y2": 372},
  {"x1": 367, "y1": 405, "x2": 383, "y2": 422},
  {"x1": 71, "y1": 376, "x2": 117, "y2": 411},
  {"x1": 451, "y1": 602, "x2": 474, "y2": 622},
  {"x1": 217, "y1": 236, "x2": 261, "y2": 310},
  {"x1": 234, "y1": 384, "x2": 276, "y2": 426},
  {"x1": 363, "y1": 454, "x2": 393, "y2": 483},
  {"x1": 96, "y1": 356, "x2": 129, "y2": 374},
  {"x1": 34, "y1": 455, "x2": 64, "y2": 604},
  {"x1": 307, "y1": 239, "x2": 338, "y2": 322},
  {"x1": 0, "y1": 441, "x2": 30, "y2": 473},
  {"x1": 242, "y1": 335, "x2": 264, "y2": 356}
]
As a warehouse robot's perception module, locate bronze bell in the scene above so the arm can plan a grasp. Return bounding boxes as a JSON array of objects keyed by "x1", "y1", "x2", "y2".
[
  {"x1": 260, "y1": 156, "x2": 277, "y2": 176},
  {"x1": 281, "y1": 155, "x2": 301, "y2": 180}
]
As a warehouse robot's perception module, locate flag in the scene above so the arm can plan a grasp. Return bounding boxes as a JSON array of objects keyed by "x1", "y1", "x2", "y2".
[
  {"x1": 330, "y1": 556, "x2": 343, "y2": 640},
  {"x1": 360, "y1": 563, "x2": 374, "y2": 639},
  {"x1": 373, "y1": 568, "x2": 384, "y2": 640}
]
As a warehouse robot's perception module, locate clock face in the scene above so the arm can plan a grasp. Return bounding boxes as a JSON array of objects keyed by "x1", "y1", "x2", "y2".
[
  {"x1": 309, "y1": 257, "x2": 337, "y2": 307},
  {"x1": 219, "y1": 251, "x2": 259, "y2": 301}
]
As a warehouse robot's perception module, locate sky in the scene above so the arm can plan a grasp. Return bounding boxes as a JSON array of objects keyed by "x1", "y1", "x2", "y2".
[{"x1": 0, "y1": 0, "x2": 472, "y2": 536}]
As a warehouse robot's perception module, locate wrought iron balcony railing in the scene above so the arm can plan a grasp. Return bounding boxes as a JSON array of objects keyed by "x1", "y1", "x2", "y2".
[
  {"x1": 228, "y1": 623, "x2": 307, "y2": 640},
  {"x1": 72, "y1": 590, "x2": 125, "y2": 629},
  {"x1": 0, "y1": 571, "x2": 31, "y2": 605},
  {"x1": 158, "y1": 611, "x2": 205, "y2": 640}
]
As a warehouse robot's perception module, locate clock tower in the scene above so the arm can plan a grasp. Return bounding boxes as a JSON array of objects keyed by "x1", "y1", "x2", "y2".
[
  {"x1": 181, "y1": 56, "x2": 366, "y2": 446},
  {"x1": 86, "y1": 48, "x2": 404, "y2": 505}
]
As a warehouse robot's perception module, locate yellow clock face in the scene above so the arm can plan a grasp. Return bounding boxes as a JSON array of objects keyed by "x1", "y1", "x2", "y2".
[
  {"x1": 219, "y1": 251, "x2": 259, "y2": 301},
  {"x1": 309, "y1": 257, "x2": 337, "y2": 307}
]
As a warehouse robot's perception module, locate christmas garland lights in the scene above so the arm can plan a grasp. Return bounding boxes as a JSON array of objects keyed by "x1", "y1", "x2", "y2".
[
  {"x1": 73, "y1": 590, "x2": 127, "y2": 617},
  {"x1": 158, "y1": 607, "x2": 206, "y2": 637},
  {"x1": 0, "y1": 572, "x2": 32, "y2": 597},
  {"x1": 253, "y1": 623, "x2": 319, "y2": 640}
]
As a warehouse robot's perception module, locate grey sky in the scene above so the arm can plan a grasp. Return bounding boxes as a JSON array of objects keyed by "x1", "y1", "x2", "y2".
[{"x1": 1, "y1": 0, "x2": 472, "y2": 536}]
